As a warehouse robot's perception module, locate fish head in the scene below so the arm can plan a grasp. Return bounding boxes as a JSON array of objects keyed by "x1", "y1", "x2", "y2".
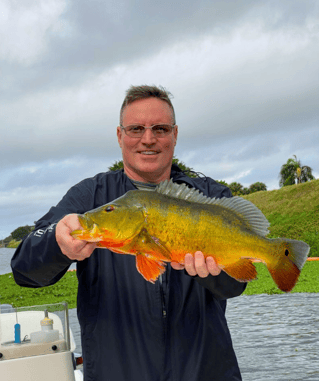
[{"x1": 71, "y1": 191, "x2": 146, "y2": 245}]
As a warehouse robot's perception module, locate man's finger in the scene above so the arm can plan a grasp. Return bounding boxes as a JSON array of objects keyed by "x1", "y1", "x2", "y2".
[
  {"x1": 206, "y1": 256, "x2": 221, "y2": 276},
  {"x1": 56, "y1": 214, "x2": 97, "y2": 260},
  {"x1": 194, "y1": 251, "x2": 209, "y2": 278},
  {"x1": 184, "y1": 253, "x2": 197, "y2": 276},
  {"x1": 171, "y1": 262, "x2": 185, "y2": 270},
  {"x1": 80, "y1": 242, "x2": 98, "y2": 258}
]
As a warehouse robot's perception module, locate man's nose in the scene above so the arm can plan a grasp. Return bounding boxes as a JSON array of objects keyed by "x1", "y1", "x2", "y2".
[{"x1": 140, "y1": 128, "x2": 156, "y2": 144}]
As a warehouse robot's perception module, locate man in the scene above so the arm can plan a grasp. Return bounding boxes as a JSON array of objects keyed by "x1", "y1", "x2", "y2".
[{"x1": 11, "y1": 85, "x2": 245, "y2": 380}]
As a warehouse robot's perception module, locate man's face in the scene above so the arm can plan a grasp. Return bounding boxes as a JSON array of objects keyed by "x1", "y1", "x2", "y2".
[{"x1": 117, "y1": 97, "x2": 178, "y2": 183}]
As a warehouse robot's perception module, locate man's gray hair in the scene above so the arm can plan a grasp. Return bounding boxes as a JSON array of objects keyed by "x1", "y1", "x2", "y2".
[{"x1": 120, "y1": 85, "x2": 176, "y2": 125}]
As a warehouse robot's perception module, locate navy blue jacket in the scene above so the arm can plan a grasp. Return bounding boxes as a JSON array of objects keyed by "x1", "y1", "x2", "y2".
[{"x1": 11, "y1": 166, "x2": 245, "y2": 381}]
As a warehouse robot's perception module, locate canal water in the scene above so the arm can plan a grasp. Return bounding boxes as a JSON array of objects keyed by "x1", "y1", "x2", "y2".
[
  {"x1": 227, "y1": 293, "x2": 319, "y2": 381},
  {"x1": 1, "y1": 248, "x2": 319, "y2": 380}
]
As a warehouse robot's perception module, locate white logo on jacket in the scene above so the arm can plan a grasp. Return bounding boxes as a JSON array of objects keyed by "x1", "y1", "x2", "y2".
[{"x1": 32, "y1": 223, "x2": 57, "y2": 238}]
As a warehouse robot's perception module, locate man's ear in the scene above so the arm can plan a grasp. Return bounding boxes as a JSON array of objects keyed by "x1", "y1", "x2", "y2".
[
  {"x1": 117, "y1": 126, "x2": 122, "y2": 148},
  {"x1": 173, "y1": 125, "x2": 178, "y2": 146}
]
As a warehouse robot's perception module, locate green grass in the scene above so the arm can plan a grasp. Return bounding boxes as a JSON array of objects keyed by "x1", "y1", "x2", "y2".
[
  {"x1": 6, "y1": 239, "x2": 21, "y2": 248},
  {"x1": 1, "y1": 262, "x2": 318, "y2": 309},
  {"x1": 0, "y1": 271, "x2": 78, "y2": 309},
  {"x1": 243, "y1": 261, "x2": 319, "y2": 295},
  {"x1": 242, "y1": 179, "x2": 319, "y2": 257}
]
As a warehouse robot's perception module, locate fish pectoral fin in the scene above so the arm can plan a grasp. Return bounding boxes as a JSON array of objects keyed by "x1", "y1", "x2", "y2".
[
  {"x1": 222, "y1": 259, "x2": 257, "y2": 282},
  {"x1": 136, "y1": 254, "x2": 166, "y2": 284},
  {"x1": 133, "y1": 229, "x2": 171, "y2": 261}
]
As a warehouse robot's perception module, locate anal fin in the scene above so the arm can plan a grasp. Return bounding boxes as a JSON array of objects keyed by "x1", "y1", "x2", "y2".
[{"x1": 222, "y1": 258, "x2": 257, "y2": 282}]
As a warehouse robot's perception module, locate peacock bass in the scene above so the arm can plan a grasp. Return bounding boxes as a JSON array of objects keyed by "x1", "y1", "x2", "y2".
[{"x1": 71, "y1": 180, "x2": 309, "y2": 292}]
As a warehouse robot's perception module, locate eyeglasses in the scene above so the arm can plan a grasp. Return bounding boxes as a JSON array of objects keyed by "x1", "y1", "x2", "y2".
[{"x1": 120, "y1": 124, "x2": 175, "y2": 138}]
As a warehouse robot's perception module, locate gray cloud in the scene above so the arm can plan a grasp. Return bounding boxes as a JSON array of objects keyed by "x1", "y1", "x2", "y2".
[
  {"x1": 2, "y1": 0, "x2": 318, "y2": 96},
  {"x1": 1, "y1": 0, "x2": 319, "y2": 238}
]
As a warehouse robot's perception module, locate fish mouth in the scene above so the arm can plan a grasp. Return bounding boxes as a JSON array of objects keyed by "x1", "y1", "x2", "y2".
[
  {"x1": 78, "y1": 214, "x2": 92, "y2": 230},
  {"x1": 73, "y1": 215, "x2": 103, "y2": 242},
  {"x1": 78, "y1": 214, "x2": 100, "y2": 236}
]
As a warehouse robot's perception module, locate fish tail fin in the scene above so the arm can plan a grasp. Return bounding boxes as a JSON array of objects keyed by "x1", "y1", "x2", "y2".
[{"x1": 266, "y1": 238, "x2": 309, "y2": 292}]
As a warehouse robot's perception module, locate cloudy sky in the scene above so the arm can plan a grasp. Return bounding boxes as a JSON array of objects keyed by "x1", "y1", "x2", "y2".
[{"x1": 1, "y1": 0, "x2": 318, "y2": 239}]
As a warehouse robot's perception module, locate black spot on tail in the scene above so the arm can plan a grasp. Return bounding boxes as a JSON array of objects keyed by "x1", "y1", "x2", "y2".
[{"x1": 285, "y1": 249, "x2": 289, "y2": 256}]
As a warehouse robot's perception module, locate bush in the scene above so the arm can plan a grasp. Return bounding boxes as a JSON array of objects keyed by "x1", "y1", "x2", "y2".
[
  {"x1": 249, "y1": 182, "x2": 267, "y2": 193},
  {"x1": 7, "y1": 239, "x2": 21, "y2": 248},
  {"x1": 229, "y1": 182, "x2": 244, "y2": 196},
  {"x1": 216, "y1": 180, "x2": 229, "y2": 187},
  {"x1": 11, "y1": 225, "x2": 34, "y2": 241}
]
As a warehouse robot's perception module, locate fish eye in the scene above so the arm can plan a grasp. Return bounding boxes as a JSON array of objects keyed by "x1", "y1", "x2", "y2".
[
  {"x1": 285, "y1": 249, "x2": 289, "y2": 256},
  {"x1": 105, "y1": 206, "x2": 114, "y2": 212}
]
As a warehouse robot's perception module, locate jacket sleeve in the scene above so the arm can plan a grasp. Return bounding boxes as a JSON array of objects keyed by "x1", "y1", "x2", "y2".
[
  {"x1": 192, "y1": 271, "x2": 247, "y2": 300},
  {"x1": 191, "y1": 178, "x2": 247, "y2": 299},
  {"x1": 11, "y1": 181, "x2": 94, "y2": 288}
]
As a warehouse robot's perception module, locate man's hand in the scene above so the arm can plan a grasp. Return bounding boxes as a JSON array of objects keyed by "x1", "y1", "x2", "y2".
[
  {"x1": 171, "y1": 251, "x2": 221, "y2": 278},
  {"x1": 56, "y1": 214, "x2": 97, "y2": 261}
]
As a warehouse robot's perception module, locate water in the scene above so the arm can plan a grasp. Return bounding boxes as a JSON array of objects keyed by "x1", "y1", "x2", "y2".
[
  {"x1": 227, "y1": 294, "x2": 319, "y2": 381},
  {"x1": 0, "y1": 248, "x2": 17, "y2": 275},
  {"x1": 0, "y1": 247, "x2": 76, "y2": 274},
  {"x1": 1, "y1": 248, "x2": 318, "y2": 380}
]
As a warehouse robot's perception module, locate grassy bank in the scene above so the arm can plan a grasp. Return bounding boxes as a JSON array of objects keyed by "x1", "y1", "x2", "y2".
[
  {"x1": 0, "y1": 271, "x2": 78, "y2": 309},
  {"x1": 6, "y1": 240, "x2": 21, "y2": 248},
  {"x1": 243, "y1": 261, "x2": 319, "y2": 295},
  {"x1": 242, "y1": 179, "x2": 319, "y2": 257},
  {"x1": 1, "y1": 261, "x2": 318, "y2": 308}
]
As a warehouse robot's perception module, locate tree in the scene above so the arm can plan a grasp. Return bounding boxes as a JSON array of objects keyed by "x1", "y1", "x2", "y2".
[
  {"x1": 108, "y1": 160, "x2": 124, "y2": 171},
  {"x1": 279, "y1": 155, "x2": 315, "y2": 187},
  {"x1": 11, "y1": 225, "x2": 34, "y2": 240},
  {"x1": 228, "y1": 182, "x2": 244, "y2": 196},
  {"x1": 172, "y1": 157, "x2": 198, "y2": 178},
  {"x1": 249, "y1": 182, "x2": 267, "y2": 193},
  {"x1": 216, "y1": 180, "x2": 229, "y2": 187},
  {"x1": 108, "y1": 157, "x2": 198, "y2": 178}
]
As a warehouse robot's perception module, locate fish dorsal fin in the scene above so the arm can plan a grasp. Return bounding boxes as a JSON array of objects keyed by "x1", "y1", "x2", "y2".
[{"x1": 156, "y1": 179, "x2": 270, "y2": 237}]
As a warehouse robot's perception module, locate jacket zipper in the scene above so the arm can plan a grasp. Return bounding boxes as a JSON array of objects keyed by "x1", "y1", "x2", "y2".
[{"x1": 159, "y1": 275, "x2": 167, "y2": 319}]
